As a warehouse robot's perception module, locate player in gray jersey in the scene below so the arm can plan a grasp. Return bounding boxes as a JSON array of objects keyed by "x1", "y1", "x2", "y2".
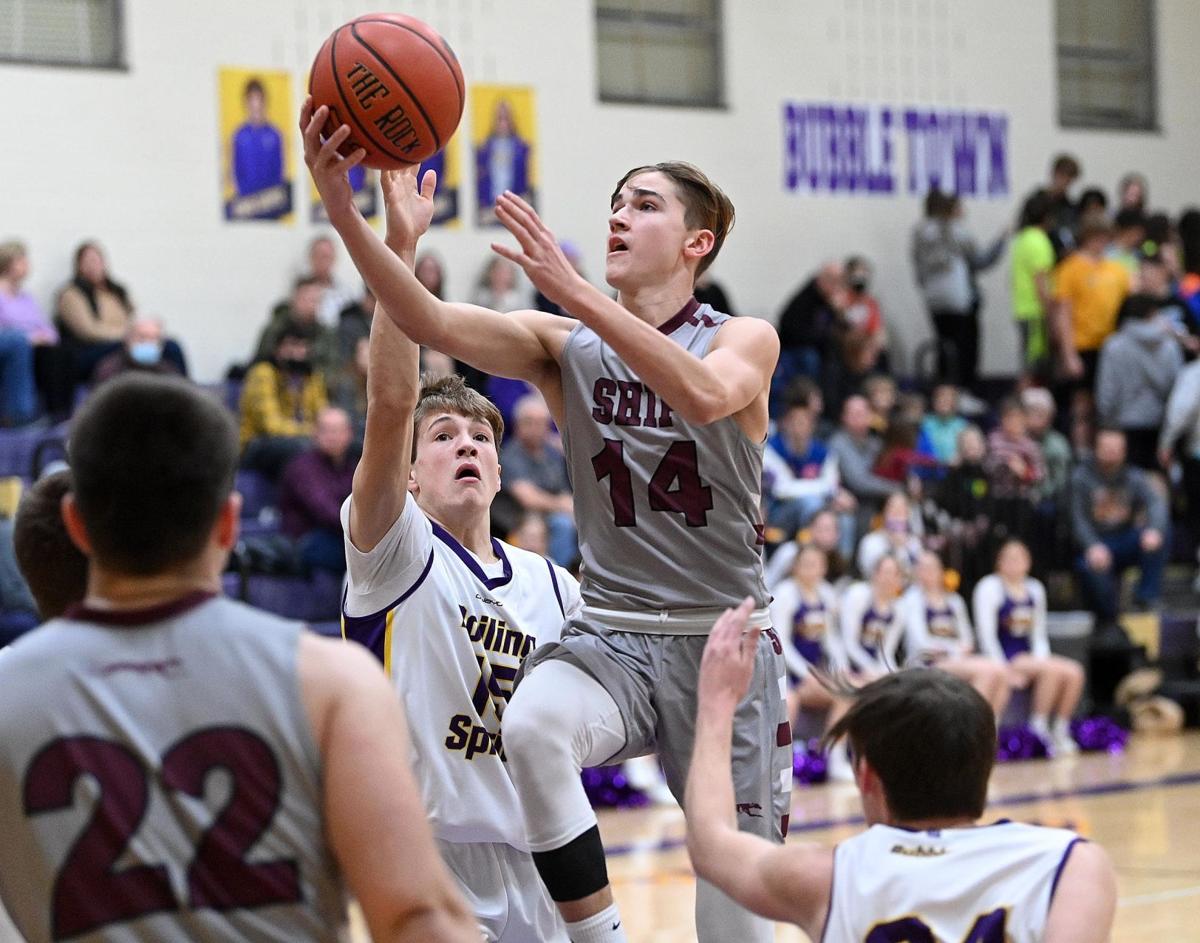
[
  {"x1": 0, "y1": 374, "x2": 477, "y2": 943},
  {"x1": 687, "y1": 601, "x2": 1116, "y2": 943},
  {"x1": 305, "y1": 100, "x2": 784, "y2": 943}
]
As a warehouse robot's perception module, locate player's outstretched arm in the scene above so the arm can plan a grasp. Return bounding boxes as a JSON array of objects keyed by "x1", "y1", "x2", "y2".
[
  {"x1": 299, "y1": 635, "x2": 479, "y2": 943},
  {"x1": 685, "y1": 600, "x2": 832, "y2": 938},
  {"x1": 492, "y1": 191, "x2": 779, "y2": 430},
  {"x1": 301, "y1": 100, "x2": 570, "y2": 388},
  {"x1": 1043, "y1": 841, "x2": 1117, "y2": 943}
]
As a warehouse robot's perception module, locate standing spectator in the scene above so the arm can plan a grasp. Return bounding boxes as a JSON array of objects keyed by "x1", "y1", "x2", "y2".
[
  {"x1": 974, "y1": 540, "x2": 1084, "y2": 753},
  {"x1": 533, "y1": 241, "x2": 587, "y2": 316},
  {"x1": 94, "y1": 317, "x2": 185, "y2": 384},
  {"x1": 774, "y1": 261, "x2": 846, "y2": 412},
  {"x1": 1095, "y1": 295, "x2": 1183, "y2": 468},
  {"x1": 862, "y1": 373, "x2": 898, "y2": 435},
  {"x1": 306, "y1": 234, "x2": 356, "y2": 326},
  {"x1": 1021, "y1": 387, "x2": 1072, "y2": 504},
  {"x1": 911, "y1": 189, "x2": 1007, "y2": 392},
  {"x1": 1052, "y1": 215, "x2": 1132, "y2": 446},
  {"x1": 254, "y1": 276, "x2": 338, "y2": 374},
  {"x1": 1178, "y1": 209, "x2": 1200, "y2": 330},
  {"x1": 499, "y1": 393, "x2": 576, "y2": 567},
  {"x1": 1042, "y1": 153, "x2": 1083, "y2": 261},
  {"x1": 0, "y1": 241, "x2": 73, "y2": 419},
  {"x1": 278, "y1": 406, "x2": 357, "y2": 574},
  {"x1": 240, "y1": 327, "x2": 329, "y2": 480},
  {"x1": 330, "y1": 335, "x2": 369, "y2": 445},
  {"x1": 828, "y1": 395, "x2": 899, "y2": 528},
  {"x1": 1010, "y1": 191, "x2": 1058, "y2": 380},
  {"x1": 919, "y1": 383, "x2": 967, "y2": 464},
  {"x1": 1076, "y1": 187, "x2": 1108, "y2": 221},
  {"x1": 1117, "y1": 172, "x2": 1148, "y2": 214},
  {"x1": 1072, "y1": 429, "x2": 1168, "y2": 621},
  {"x1": 1107, "y1": 209, "x2": 1146, "y2": 279},
  {"x1": 839, "y1": 257, "x2": 887, "y2": 373},
  {"x1": 762, "y1": 394, "x2": 842, "y2": 540}
]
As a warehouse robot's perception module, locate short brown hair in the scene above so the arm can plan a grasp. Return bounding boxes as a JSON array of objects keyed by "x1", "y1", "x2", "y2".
[
  {"x1": 13, "y1": 471, "x2": 88, "y2": 619},
  {"x1": 411, "y1": 373, "x2": 505, "y2": 460},
  {"x1": 0, "y1": 241, "x2": 25, "y2": 279},
  {"x1": 611, "y1": 161, "x2": 735, "y2": 278},
  {"x1": 1077, "y1": 212, "x2": 1114, "y2": 245},
  {"x1": 826, "y1": 669, "x2": 995, "y2": 821}
]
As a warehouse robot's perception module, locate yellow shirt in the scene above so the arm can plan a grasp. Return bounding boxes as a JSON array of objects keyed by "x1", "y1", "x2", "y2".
[
  {"x1": 238, "y1": 361, "x2": 328, "y2": 449},
  {"x1": 1053, "y1": 253, "x2": 1131, "y2": 352}
]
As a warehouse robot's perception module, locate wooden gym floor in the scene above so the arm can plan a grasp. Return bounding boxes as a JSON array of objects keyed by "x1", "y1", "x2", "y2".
[{"x1": 601, "y1": 732, "x2": 1200, "y2": 942}]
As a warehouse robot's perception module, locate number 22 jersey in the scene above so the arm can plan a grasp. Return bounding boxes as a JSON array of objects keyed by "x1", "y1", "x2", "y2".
[
  {"x1": 341, "y1": 496, "x2": 580, "y2": 850},
  {"x1": 559, "y1": 298, "x2": 769, "y2": 614}
]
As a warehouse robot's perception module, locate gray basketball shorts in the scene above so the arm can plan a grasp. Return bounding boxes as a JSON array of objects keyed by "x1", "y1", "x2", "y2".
[{"x1": 522, "y1": 614, "x2": 793, "y2": 842}]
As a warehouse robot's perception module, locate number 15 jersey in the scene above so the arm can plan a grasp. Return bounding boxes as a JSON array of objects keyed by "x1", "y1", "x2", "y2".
[{"x1": 559, "y1": 299, "x2": 769, "y2": 614}]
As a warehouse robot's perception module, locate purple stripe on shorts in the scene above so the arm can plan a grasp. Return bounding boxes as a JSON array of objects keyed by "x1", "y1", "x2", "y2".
[
  {"x1": 430, "y1": 521, "x2": 513, "y2": 589},
  {"x1": 342, "y1": 549, "x2": 434, "y2": 663}
]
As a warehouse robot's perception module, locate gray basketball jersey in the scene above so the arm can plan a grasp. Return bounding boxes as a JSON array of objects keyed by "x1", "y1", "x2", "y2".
[
  {"x1": 559, "y1": 299, "x2": 769, "y2": 614},
  {"x1": 0, "y1": 592, "x2": 347, "y2": 943}
]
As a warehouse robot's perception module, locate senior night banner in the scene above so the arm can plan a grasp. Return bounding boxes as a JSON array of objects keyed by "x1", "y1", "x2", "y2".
[
  {"x1": 471, "y1": 85, "x2": 537, "y2": 227},
  {"x1": 219, "y1": 68, "x2": 295, "y2": 222}
]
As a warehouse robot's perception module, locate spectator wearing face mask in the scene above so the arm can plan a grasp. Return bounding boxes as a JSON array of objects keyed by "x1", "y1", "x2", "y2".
[
  {"x1": 239, "y1": 326, "x2": 329, "y2": 480},
  {"x1": 94, "y1": 318, "x2": 184, "y2": 384}
]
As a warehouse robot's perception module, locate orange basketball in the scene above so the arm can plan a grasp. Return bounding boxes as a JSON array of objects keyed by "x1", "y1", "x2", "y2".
[{"x1": 308, "y1": 13, "x2": 464, "y2": 170}]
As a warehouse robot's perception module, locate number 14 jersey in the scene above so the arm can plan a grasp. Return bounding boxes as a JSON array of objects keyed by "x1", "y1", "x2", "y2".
[{"x1": 560, "y1": 299, "x2": 769, "y2": 614}]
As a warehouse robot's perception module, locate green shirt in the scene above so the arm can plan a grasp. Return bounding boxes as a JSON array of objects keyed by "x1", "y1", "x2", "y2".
[{"x1": 1011, "y1": 226, "x2": 1055, "y2": 321}]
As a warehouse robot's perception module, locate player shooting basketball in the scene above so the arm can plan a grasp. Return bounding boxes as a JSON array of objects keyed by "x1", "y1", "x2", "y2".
[{"x1": 304, "y1": 96, "x2": 784, "y2": 943}]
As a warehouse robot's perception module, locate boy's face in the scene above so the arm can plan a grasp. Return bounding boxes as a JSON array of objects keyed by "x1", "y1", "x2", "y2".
[{"x1": 606, "y1": 171, "x2": 705, "y2": 293}]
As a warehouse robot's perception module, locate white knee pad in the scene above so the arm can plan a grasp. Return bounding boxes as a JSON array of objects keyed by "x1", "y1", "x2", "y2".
[{"x1": 504, "y1": 658, "x2": 627, "y2": 851}]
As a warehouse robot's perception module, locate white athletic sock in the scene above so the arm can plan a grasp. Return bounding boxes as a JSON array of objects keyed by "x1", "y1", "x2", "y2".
[
  {"x1": 566, "y1": 903, "x2": 628, "y2": 943},
  {"x1": 1029, "y1": 713, "x2": 1050, "y2": 737}
]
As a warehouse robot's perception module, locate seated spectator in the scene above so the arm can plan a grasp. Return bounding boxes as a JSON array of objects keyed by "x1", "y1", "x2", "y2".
[
  {"x1": 337, "y1": 283, "x2": 375, "y2": 365},
  {"x1": 839, "y1": 553, "x2": 905, "y2": 674},
  {"x1": 856, "y1": 492, "x2": 923, "y2": 578},
  {"x1": 1051, "y1": 214, "x2": 1131, "y2": 447},
  {"x1": 56, "y1": 241, "x2": 188, "y2": 382},
  {"x1": 1095, "y1": 294, "x2": 1183, "y2": 469},
  {"x1": 94, "y1": 317, "x2": 186, "y2": 384},
  {"x1": 305, "y1": 234, "x2": 356, "y2": 326},
  {"x1": 254, "y1": 276, "x2": 338, "y2": 374},
  {"x1": 828, "y1": 395, "x2": 899, "y2": 534},
  {"x1": 985, "y1": 397, "x2": 1046, "y2": 501},
  {"x1": 693, "y1": 270, "x2": 735, "y2": 315},
  {"x1": 781, "y1": 375, "x2": 833, "y2": 438},
  {"x1": 1021, "y1": 387, "x2": 1072, "y2": 503},
  {"x1": 507, "y1": 512, "x2": 549, "y2": 557},
  {"x1": 472, "y1": 257, "x2": 526, "y2": 313},
  {"x1": 533, "y1": 241, "x2": 586, "y2": 316},
  {"x1": 974, "y1": 539, "x2": 1084, "y2": 753},
  {"x1": 932, "y1": 425, "x2": 996, "y2": 595},
  {"x1": 13, "y1": 470, "x2": 87, "y2": 620},
  {"x1": 765, "y1": 507, "x2": 852, "y2": 590},
  {"x1": 0, "y1": 241, "x2": 73, "y2": 419},
  {"x1": 420, "y1": 348, "x2": 457, "y2": 381},
  {"x1": 239, "y1": 328, "x2": 329, "y2": 480},
  {"x1": 278, "y1": 407, "x2": 357, "y2": 575},
  {"x1": 768, "y1": 543, "x2": 853, "y2": 780},
  {"x1": 0, "y1": 322, "x2": 36, "y2": 427},
  {"x1": 499, "y1": 393, "x2": 576, "y2": 567},
  {"x1": 1072, "y1": 428, "x2": 1168, "y2": 622},
  {"x1": 862, "y1": 373, "x2": 897, "y2": 435},
  {"x1": 919, "y1": 382, "x2": 967, "y2": 464},
  {"x1": 416, "y1": 252, "x2": 486, "y2": 394},
  {"x1": 900, "y1": 550, "x2": 1010, "y2": 719},
  {"x1": 839, "y1": 257, "x2": 887, "y2": 375},
  {"x1": 330, "y1": 336, "x2": 368, "y2": 445},
  {"x1": 873, "y1": 416, "x2": 938, "y2": 487},
  {"x1": 763, "y1": 393, "x2": 845, "y2": 540},
  {"x1": 774, "y1": 261, "x2": 846, "y2": 414}
]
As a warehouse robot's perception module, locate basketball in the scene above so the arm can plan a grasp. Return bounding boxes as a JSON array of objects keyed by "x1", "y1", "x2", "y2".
[{"x1": 308, "y1": 13, "x2": 464, "y2": 170}]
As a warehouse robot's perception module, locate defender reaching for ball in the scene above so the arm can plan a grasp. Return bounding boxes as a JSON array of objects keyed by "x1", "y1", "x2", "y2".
[
  {"x1": 304, "y1": 99, "x2": 787, "y2": 943},
  {"x1": 686, "y1": 599, "x2": 1117, "y2": 943},
  {"x1": 339, "y1": 163, "x2": 579, "y2": 943}
]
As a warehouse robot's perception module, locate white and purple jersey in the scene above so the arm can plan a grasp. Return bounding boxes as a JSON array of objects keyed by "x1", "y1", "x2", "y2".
[
  {"x1": 768, "y1": 579, "x2": 843, "y2": 680},
  {"x1": 341, "y1": 497, "x2": 580, "y2": 850},
  {"x1": 972, "y1": 575, "x2": 1050, "y2": 663},
  {"x1": 825, "y1": 820, "x2": 1083, "y2": 942},
  {"x1": 558, "y1": 299, "x2": 769, "y2": 622},
  {"x1": 839, "y1": 581, "x2": 902, "y2": 672},
  {"x1": 900, "y1": 586, "x2": 974, "y2": 666}
]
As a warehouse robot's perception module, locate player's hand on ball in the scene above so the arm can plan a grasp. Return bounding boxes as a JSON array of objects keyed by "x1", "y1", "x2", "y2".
[
  {"x1": 381, "y1": 164, "x2": 437, "y2": 251},
  {"x1": 300, "y1": 97, "x2": 366, "y2": 223},
  {"x1": 698, "y1": 598, "x2": 760, "y2": 711},
  {"x1": 491, "y1": 191, "x2": 586, "y2": 309}
]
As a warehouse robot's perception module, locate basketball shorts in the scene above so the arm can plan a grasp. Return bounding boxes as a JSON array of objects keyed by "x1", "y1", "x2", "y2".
[
  {"x1": 523, "y1": 615, "x2": 792, "y2": 843},
  {"x1": 436, "y1": 839, "x2": 568, "y2": 943}
]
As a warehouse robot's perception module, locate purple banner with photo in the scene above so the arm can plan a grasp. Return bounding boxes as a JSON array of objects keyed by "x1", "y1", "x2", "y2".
[{"x1": 782, "y1": 101, "x2": 1008, "y2": 198}]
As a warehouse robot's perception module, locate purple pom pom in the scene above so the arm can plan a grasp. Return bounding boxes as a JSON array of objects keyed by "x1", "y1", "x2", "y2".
[
  {"x1": 792, "y1": 739, "x2": 828, "y2": 785},
  {"x1": 582, "y1": 765, "x2": 651, "y2": 809},
  {"x1": 1070, "y1": 716, "x2": 1128, "y2": 753},
  {"x1": 996, "y1": 724, "x2": 1050, "y2": 762}
]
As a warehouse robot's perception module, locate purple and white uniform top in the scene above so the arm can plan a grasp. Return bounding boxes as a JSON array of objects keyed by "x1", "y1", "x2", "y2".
[
  {"x1": 972, "y1": 574, "x2": 1050, "y2": 663},
  {"x1": 768, "y1": 578, "x2": 843, "y2": 680},
  {"x1": 558, "y1": 299, "x2": 769, "y2": 633},
  {"x1": 900, "y1": 586, "x2": 974, "y2": 666},
  {"x1": 839, "y1": 581, "x2": 903, "y2": 672}
]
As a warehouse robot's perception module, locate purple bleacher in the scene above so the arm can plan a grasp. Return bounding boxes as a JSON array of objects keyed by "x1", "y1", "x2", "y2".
[
  {"x1": 234, "y1": 469, "x2": 278, "y2": 520},
  {"x1": 240, "y1": 570, "x2": 343, "y2": 623},
  {"x1": 0, "y1": 423, "x2": 69, "y2": 480}
]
